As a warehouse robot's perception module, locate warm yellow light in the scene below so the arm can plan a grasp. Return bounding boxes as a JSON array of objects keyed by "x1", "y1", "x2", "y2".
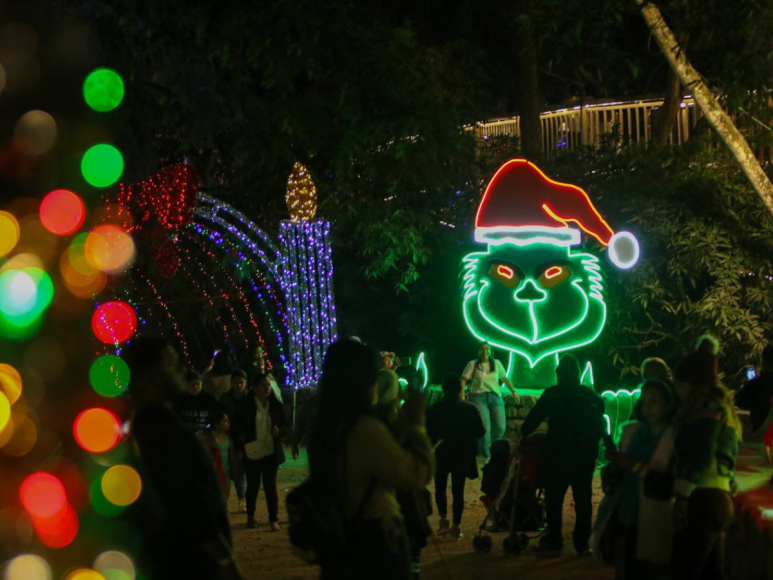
[{"x1": 286, "y1": 162, "x2": 317, "y2": 222}]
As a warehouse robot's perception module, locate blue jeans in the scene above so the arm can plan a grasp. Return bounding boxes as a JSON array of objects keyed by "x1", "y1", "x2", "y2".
[{"x1": 468, "y1": 392, "x2": 506, "y2": 458}]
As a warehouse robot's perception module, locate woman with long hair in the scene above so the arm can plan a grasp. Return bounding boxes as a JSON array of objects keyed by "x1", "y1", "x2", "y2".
[
  {"x1": 461, "y1": 342, "x2": 517, "y2": 458},
  {"x1": 308, "y1": 340, "x2": 434, "y2": 580},
  {"x1": 426, "y1": 373, "x2": 485, "y2": 540},
  {"x1": 672, "y1": 348, "x2": 740, "y2": 580}
]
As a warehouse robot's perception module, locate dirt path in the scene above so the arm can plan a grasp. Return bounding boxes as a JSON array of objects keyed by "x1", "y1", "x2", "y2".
[{"x1": 229, "y1": 451, "x2": 614, "y2": 580}]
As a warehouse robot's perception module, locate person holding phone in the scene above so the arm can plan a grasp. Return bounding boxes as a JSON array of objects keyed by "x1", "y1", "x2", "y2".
[
  {"x1": 461, "y1": 342, "x2": 517, "y2": 458},
  {"x1": 736, "y1": 345, "x2": 773, "y2": 432}
]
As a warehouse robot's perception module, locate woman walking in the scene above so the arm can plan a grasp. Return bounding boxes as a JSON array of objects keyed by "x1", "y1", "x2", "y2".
[
  {"x1": 461, "y1": 342, "x2": 517, "y2": 457},
  {"x1": 308, "y1": 340, "x2": 434, "y2": 580},
  {"x1": 672, "y1": 349, "x2": 740, "y2": 580},
  {"x1": 233, "y1": 373, "x2": 287, "y2": 531},
  {"x1": 427, "y1": 374, "x2": 485, "y2": 539}
]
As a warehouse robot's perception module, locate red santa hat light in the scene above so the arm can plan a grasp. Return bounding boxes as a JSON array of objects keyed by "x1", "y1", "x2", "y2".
[{"x1": 475, "y1": 159, "x2": 639, "y2": 269}]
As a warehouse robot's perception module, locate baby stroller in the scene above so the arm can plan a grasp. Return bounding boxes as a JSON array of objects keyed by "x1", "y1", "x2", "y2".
[{"x1": 472, "y1": 432, "x2": 546, "y2": 554}]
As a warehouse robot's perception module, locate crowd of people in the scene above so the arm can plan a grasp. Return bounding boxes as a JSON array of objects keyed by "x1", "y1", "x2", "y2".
[{"x1": 117, "y1": 332, "x2": 762, "y2": 580}]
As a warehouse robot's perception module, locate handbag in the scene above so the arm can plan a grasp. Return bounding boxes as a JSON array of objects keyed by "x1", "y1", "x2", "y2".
[{"x1": 244, "y1": 441, "x2": 264, "y2": 460}]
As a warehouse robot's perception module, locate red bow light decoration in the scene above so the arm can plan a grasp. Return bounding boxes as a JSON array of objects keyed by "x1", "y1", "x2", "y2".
[{"x1": 115, "y1": 164, "x2": 200, "y2": 231}]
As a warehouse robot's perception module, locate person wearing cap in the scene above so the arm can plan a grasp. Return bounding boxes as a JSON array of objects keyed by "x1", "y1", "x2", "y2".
[
  {"x1": 520, "y1": 353, "x2": 605, "y2": 555},
  {"x1": 380, "y1": 351, "x2": 397, "y2": 370},
  {"x1": 173, "y1": 370, "x2": 221, "y2": 433},
  {"x1": 672, "y1": 349, "x2": 740, "y2": 580}
]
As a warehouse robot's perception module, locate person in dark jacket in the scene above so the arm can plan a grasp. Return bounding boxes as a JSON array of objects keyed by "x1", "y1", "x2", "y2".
[
  {"x1": 232, "y1": 372, "x2": 287, "y2": 530},
  {"x1": 124, "y1": 337, "x2": 240, "y2": 580},
  {"x1": 735, "y1": 344, "x2": 773, "y2": 432},
  {"x1": 220, "y1": 369, "x2": 250, "y2": 513},
  {"x1": 520, "y1": 354, "x2": 605, "y2": 555},
  {"x1": 426, "y1": 373, "x2": 486, "y2": 540},
  {"x1": 672, "y1": 349, "x2": 740, "y2": 580},
  {"x1": 174, "y1": 370, "x2": 221, "y2": 433}
]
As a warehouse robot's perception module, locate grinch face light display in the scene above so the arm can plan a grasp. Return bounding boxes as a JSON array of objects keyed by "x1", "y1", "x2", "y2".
[{"x1": 462, "y1": 159, "x2": 639, "y2": 372}]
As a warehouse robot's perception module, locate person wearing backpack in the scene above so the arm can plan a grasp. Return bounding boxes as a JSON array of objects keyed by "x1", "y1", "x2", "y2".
[
  {"x1": 304, "y1": 340, "x2": 434, "y2": 580},
  {"x1": 520, "y1": 353, "x2": 606, "y2": 555}
]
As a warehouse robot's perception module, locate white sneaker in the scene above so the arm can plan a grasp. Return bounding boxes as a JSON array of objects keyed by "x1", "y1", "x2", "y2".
[
  {"x1": 449, "y1": 525, "x2": 463, "y2": 540},
  {"x1": 238, "y1": 499, "x2": 246, "y2": 513}
]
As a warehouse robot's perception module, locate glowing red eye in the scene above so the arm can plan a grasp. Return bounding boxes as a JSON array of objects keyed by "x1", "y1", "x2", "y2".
[
  {"x1": 544, "y1": 266, "x2": 563, "y2": 280},
  {"x1": 497, "y1": 265, "x2": 514, "y2": 280}
]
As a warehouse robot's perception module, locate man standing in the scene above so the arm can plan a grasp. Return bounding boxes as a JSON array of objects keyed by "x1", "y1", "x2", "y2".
[
  {"x1": 124, "y1": 337, "x2": 240, "y2": 579},
  {"x1": 520, "y1": 354, "x2": 605, "y2": 555}
]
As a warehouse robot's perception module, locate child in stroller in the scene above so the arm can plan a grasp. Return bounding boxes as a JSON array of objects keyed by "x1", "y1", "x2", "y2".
[{"x1": 474, "y1": 434, "x2": 546, "y2": 554}]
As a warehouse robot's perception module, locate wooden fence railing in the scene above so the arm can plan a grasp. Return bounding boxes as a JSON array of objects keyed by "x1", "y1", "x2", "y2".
[{"x1": 473, "y1": 96, "x2": 703, "y2": 153}]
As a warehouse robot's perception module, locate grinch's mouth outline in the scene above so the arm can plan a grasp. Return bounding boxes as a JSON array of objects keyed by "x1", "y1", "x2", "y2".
[{"x1": 476, "y1": 278, "x2": 592, "y2": 345}]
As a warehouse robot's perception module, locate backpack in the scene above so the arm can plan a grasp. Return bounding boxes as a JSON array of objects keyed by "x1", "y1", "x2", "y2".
[{"x1": 286, "y1": 476, "x2": 376, "y2": 565}]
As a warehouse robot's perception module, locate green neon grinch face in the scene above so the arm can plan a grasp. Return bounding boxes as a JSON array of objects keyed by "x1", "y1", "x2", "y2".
[{"x1": 462, "y1": 243, "x2": 606, "y2": 368}]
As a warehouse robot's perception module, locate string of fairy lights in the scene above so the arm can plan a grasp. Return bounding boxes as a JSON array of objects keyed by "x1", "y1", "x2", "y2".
[{"x1": 279, "y1": 163, "x2": 338, "y2": 388}]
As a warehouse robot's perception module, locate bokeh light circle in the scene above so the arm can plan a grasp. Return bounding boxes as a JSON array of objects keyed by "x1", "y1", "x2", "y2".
[
  {"x1": 0, "y1": 391, "x2": 9, "y2": 433},
  {"x1": 0, "y1": 270, "x2": 36, "y2": 316},
  {"x1": 84, "y1": 226, "x2": 135, "y2": 274},
  {"x1": 14, "y1": 110, "x2": 57, "y2": 155},
  {"x1": 40, "y1": 190, "x2": 86, "y2": 236},
  {"x1": 3, "y1": 413, "x2": 37, "y2": 456},
  {"x1": 32, "y1": 503, "x2": 79, "y2": 548},
  {"x1": 63, "y1": 569, "x2": 105, "y2": 580},
  {"x1": 81, "y1": 144, "x2": 123, "y2": 188},
  {"x1": 89, "y1": 356, "x2": 130, "y2": 398},
  {"x1": 0, "y1": 363, "x2": 22, "y2": 403},
  {"x1": 0, "y1": 211, "x2": 20, "y2": 256},
  {"x1": 101, "y1": 465, "x2": 142, "y2": 507},
  {"x1": 93, "y1": 550, "x2": 135, "y2": 580},
  {"x1": 19, "y1": 473, "x2": 66, "y2": 518},
  {"x1": 84, "y1": 68, "x2": 124, "y2": 112},
  {"x1": 91, "y1": 301, "x2": 137, "y2": 344},
  {"x1": 73, "y1": 408, "x2": 121, "y2": 453},
  {"x1": 4, "y1": 554, "x2": 52, "y2": 580}
]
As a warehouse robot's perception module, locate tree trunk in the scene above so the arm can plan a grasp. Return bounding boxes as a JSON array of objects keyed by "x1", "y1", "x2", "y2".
[
  {"x1": 516, "y1": 0, "x2": 542, "y2": 158},
  {"x1": 635, "y1": 0, "x2": 773, "y2": 216},
  {"x1": 650, "y1": 34, "x2": 688, "y2": 145}
]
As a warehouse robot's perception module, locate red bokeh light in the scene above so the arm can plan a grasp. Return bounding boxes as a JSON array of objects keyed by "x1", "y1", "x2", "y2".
[
  {"x1": 20, "y1": 472, "x2": 67, "y2": 518},
  {"x1": 73, "y1": 408, "x2": 121, "y2": 453},
  {"x1": 40, "y1": 189, "x2": 86, "y2": 236},
  {"x1": 91, "y1": 301, "x2": 137, "y2": 344},
  {"x1": 32, "y1": 503, "x2": 79, "y2": 548}
]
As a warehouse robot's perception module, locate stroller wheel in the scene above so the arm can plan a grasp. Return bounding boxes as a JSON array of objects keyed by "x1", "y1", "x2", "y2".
[
  {"x1": 481, "y1": 535, "x2": 493, "y2": 553},
  {"x1": 472, "y1": 535, "x2": 483, "y2": 553},
  {"x1": 503, "y1": 536, "x2": 519, "y2": 554},
  {"x1": 519, "y1": 533, "x2": 530, "y2": 549}
]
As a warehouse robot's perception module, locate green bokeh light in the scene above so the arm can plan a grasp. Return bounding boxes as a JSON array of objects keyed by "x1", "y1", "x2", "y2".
[
  {"x1": 81, "y1": 144, "x2": 124, "y2": 188},
  {"x1": 0, "y1": 268, "x2": 53, "y2": 339},
  {"x1": 84, "y1": 68, "x2": 125, "y2": 112},
  {"x1": 90, "y1": 355, "x2": 131, "y2": 398}
]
